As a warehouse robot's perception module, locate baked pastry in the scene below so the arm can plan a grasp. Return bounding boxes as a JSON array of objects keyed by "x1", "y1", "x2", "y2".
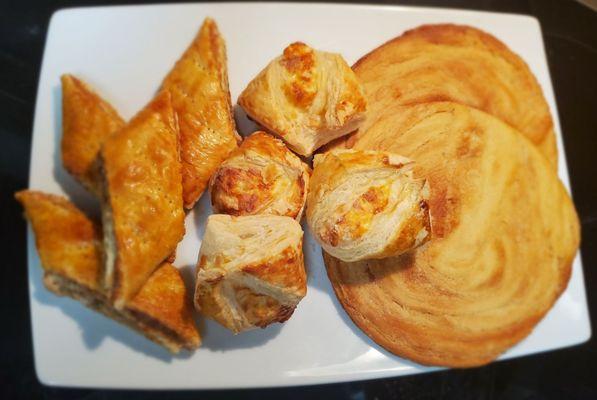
[
  {"x1": 99, "y1": 90, "x2": 185, "y2": 308},
  {"x1": 161, "y1": 18, "x2": 240, "y2": 209},
  {"x1": 307, "y1": 149, "x2": 430, "y2": 262},
  {"x1": 352, "y1": 24, "x2": 557, "y2": 167},
  {"x1": 325, "y1": 102, "x2": 580, "y2": 367},
  {"x1": 16, "y1": 190, "x2": 102, "y2": 291},
  {"x1": 61, "y1": 74, "x2": 125, "y2": 193},
  {"x1": 209, "y1": 131, "x2": 310, "y2": 220},
  {"x1": 238, "y1": 42, "x2": 367, "y2": 157},
  {"x1": 15, "y1": 190, "x2": 200, "y2": 353},
  {"x1": 195, "y1": 214, "x2": 306, "y2": 334}
]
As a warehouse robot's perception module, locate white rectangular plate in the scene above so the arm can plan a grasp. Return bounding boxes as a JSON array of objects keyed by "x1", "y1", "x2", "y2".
[{"x1": 28, "y1": 2, "x2": 590, "y2": 389}]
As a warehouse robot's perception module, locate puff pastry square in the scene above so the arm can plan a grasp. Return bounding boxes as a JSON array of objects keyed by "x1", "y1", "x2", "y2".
[
  {"x1": 238, "y1": 42, "x2": 367, "y2": 157},
  {"x1": 162, "y1": 18, "x2": 240, "y2": 209},
  {"x1": 209, "y1": 131, "x2": 310, "y2": 220},
  {"x1": 195, "y1": 214, "x2": 306, "y2": 334},
  {"x1": 61, "y1": 74, "x2": 125, "y2": 194},
  {"x1": 15, "y1": 190, "x2": 200, "y2": 352},
  {"x1": 307, "y1": 149, "x2": 430, "y2": 262},
  {"x1": 99, "y1": 90, "x2": 185, "y2": 308}
]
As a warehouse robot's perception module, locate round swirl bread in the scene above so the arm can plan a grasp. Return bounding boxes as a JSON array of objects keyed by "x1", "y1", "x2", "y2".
[
  {"x1": 307, "y1": 149, "x2": 430, "y2": 262},
  {"x1": 210, "y1": 131, "x2": 310, "y2": 220},
  {"x1": 325, "y1": 102, "x2": 580, "y2": 367},
  {"x1": 195, "y1": 214, "x2": 306, "y2": 334},
  {"x1": 352, "y1": 24, "x2": 557, "y2": 167},
  {"x1": 238, "y1": 42, "x2": 367, "y2": 157}
]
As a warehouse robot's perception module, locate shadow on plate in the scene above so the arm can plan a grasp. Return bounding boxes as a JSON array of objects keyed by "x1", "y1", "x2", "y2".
[
  {"x1": 301, "y1": 227, "x2": 325, "y2": 291},
  {"x1": 302, "y1": 231, "x2": 423, "y2": 368},
  {"x1": 312, "y1": 267, "x2": 422, "y2": 369},
  {"x1": 233, "y1": 104, "x2": 259, "y2": 138},
  {"x1": 201, "y1": 320, "x2": 283, "y2": 352},
  {"x1": 192, "y1": 194, "x2": 211, "y2": 241}
]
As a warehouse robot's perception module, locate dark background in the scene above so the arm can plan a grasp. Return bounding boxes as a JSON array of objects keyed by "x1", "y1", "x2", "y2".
[{"x1": 2, "y1": 0, "x2": 596, "y2": 399}]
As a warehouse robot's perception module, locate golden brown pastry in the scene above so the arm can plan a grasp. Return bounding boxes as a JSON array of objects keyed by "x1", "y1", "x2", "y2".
[
  {"x1": 209, "y1": 131, "x2": 310, "y2": 220},
  {"x1": 195, "y1": 214, "x2": 306, "y2": 334},
  {"x1": 326, "y1": 102, "x2": 580, "y2": 367},
  {"x1": 238, "y1": 42, "x2": 367, "y2": 157},
  {"x1": 61, "y1": 74, "x2": 125, "y2": 193},
  {"x1": 127, "y1": 263, "x2": 200, "y2": 352},
  {"x1": 99, "y1": 90, "x2": 185, "y2": 309},
  {"x1": 161, "y1": 18, "x2": 240, "y2": 209},
  {"x1": 16, "y1": 190, "x2": 101, "y2": 291},
  {"x1": 352, "y1": 24, "x2": 557, "y2": 167},
  {"x1": 307, "y1": 149, "x2": 430, "y2": 262},
  {"x1": 15, "y1": 190, "x2": 200, "y2": 353}
]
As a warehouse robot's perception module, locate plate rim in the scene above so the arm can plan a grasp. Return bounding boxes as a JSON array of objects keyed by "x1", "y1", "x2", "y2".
[{"x1": 28, "y1": 1, "x2": 591, "y2": 389}]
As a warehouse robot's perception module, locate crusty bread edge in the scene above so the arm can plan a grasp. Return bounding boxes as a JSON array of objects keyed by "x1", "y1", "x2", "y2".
[
  {"x1": 323, "y1": 242, "x2": 575, "y2": 368},
  {"x1": 351, "y1": 23, "x2": 557, "y2": 169}
]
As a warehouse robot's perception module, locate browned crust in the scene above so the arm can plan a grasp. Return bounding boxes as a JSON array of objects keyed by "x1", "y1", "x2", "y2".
[
  {"x1": 242, "y1": 244, "x2": 307, "y2": 294},
  {"x1": 15, "y1": 190, "x2": 102, "y2": 291},
  {"x1": 162, "y1": 17, "x2": 239, "y2": 209},
  {"x1": 61, "y1": 74, "x2": 125, "y2": 193},
  {"x1": 352, "y1": 23, "x2": 556, "y2": 168},
  {"x1": 127, "y1": 263, "x2": 201, "y2": 349},
  {"x1": 322, "y1": 102, "x2": 578, "y2": 368},
  {"x1": 238, "y1": 43, "x2": 367, "y2": 157},
  {"x1": 194, "y1": 215, "x2": 307, "y2": 333},
  {"x1": 45, "y1": 271, "x2": 199, "y2": 352},
  {"x1": 233, "y1": 285, "x2": 299, "y2": 329},
  {"x1": 16, "y1": 190, "x2": 200, "y2": 352},
  {"x1": 324, "y1": 251, "x2": 573, "y2": 368},
  {"x1": 354, "y1": 24, "x2": 519, "y2": 71},
  {"x1": 280, "y1": 42, "x2": 317, "y2": 109},
  {"x1": 211, "y1": 167, "x2": 272, "y2": 215},
  {"x1": 100, "y1": 90, "x2": 185, "y2": 307},
  {"x1": 209, "y1": 131, "x2": 310, "y2": 220},
  {"x1": 237, "y1": 68, "x2": 292, "y2": 142}
]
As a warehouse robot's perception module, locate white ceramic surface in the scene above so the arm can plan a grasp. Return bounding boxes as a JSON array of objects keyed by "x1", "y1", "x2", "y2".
[{"x1": 28, "y1": 2, "x2": 590, "y2": 389}]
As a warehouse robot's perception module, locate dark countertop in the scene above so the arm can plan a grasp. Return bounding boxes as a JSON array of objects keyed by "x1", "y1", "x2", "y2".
[{"x1": 1, "y1": 1, "x2": 596, "y2": 399}]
